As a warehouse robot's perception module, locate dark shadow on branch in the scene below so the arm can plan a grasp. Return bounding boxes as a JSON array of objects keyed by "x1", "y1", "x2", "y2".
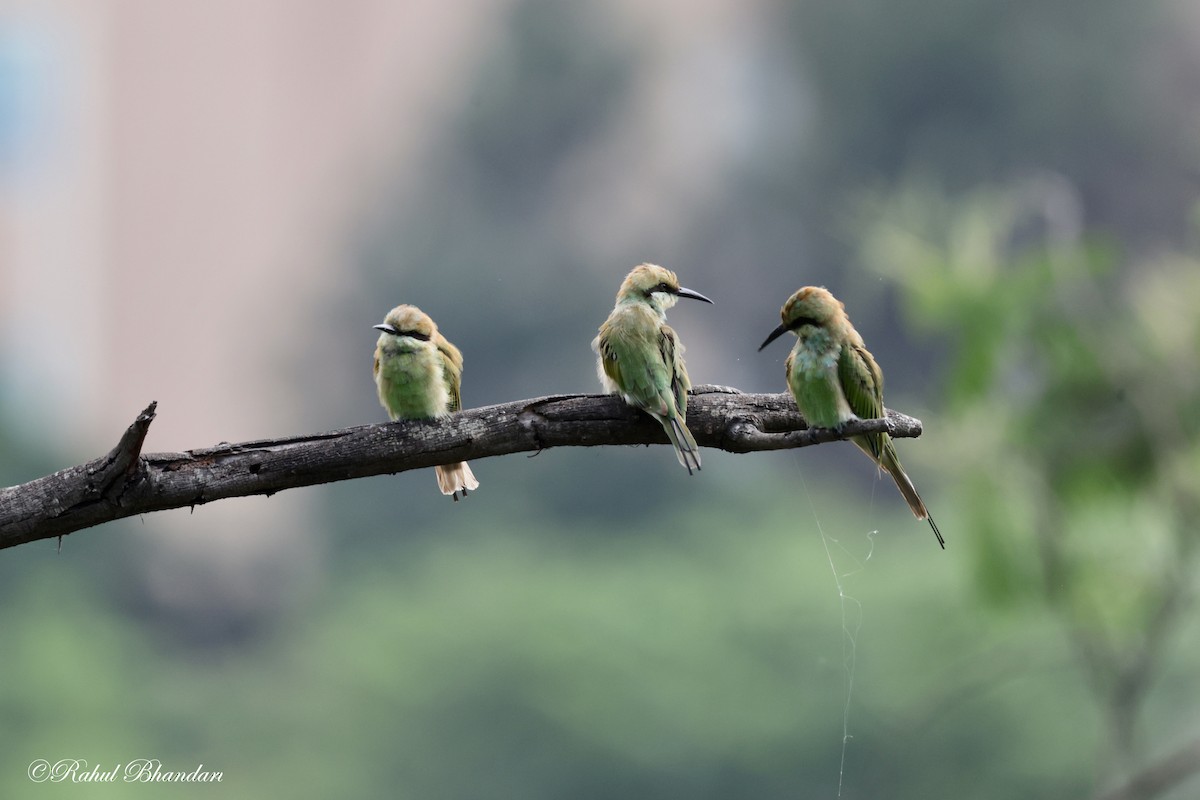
[{"x1": 0, "y1": 385, "x2": 925, "y2": 550}]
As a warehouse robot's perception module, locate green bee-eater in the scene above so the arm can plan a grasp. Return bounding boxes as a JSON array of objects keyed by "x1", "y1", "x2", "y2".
[
  {"x1": 592, "y1": 263, "x2": 714, "y2": 474},
  {"x1": 758, "y1": 286, "x2": 944, "y2": 547},
  {"x1": 374, "y1": 304, "x2": 479, "y2": 500}
]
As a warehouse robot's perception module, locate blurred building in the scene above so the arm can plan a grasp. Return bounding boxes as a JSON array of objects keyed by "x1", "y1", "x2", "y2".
[
  {"x1": 0, "y1": 0, "x2": 509, "y2": 625},
  {"x1": 0, "y1": 0, "x2": 801, "y2": 629}
]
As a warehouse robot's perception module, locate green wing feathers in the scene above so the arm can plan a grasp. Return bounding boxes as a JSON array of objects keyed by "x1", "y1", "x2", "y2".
[
  {"x1": 595, "y1": 314, "x2": 701, "y2": 473},
  {"x1": 657, "y1": 326, "x2": 701, "y2": 473},
  {"x1": 597, "y1": 335, "x2": 625, "y2": 397},
  {"x1": 437, "y1": 336, "x2": 465, "y2": 413},
  {"x1": 434, "y1": 334, "x2": 478, "y2": 498},
  {"x1": 838, "y1": 342, "x2": 884, "y2": 423},
  {"x1": 839, "y1": 342, "x2": 887, "y2": 462},
  {"x1": 660, "y1": 325, "x2": 691, "y2": 419},
  {"x1": 596, "y1": 318, "x2": 677, "y2": 418}
]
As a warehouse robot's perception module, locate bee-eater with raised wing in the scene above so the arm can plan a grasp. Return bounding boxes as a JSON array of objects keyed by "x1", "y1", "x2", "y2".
[
  {"x1": 758, "y1": 286, "x2": 944, "y2": 547},
  {"x1": 374, "y1": 304, "x2": 479, "y2": 500},
  {"x1": 592, "y1": 263, "x2": 714, "y2": 474}
]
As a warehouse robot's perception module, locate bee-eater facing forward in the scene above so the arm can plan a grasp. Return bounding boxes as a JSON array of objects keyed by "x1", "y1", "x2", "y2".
[
  {"x1": 374, "y1": 304, "x2": 479, "y2": 500},
  {"x1": 593, "y1": 263, "x2": 714, "y2": 474},
  {"x1": 758, "y1": 286, "x2": 944, "y2": 548}
]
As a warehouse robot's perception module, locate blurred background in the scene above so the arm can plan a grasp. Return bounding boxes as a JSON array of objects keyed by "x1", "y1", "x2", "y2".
[{"x1": 2, "y1": 0, "x2": 1199, "y2": 797}]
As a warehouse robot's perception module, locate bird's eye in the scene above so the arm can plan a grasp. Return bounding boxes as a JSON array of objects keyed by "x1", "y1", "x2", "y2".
[{"x1": 400, "y1": 330, "x2": 431, "y2": 342}]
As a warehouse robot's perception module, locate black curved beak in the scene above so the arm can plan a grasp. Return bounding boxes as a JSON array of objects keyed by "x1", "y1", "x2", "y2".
[
  {"x1": 676, "y1": 286, "x2": 714, "y2": 305},
  {"x1": 373, "y1": 323, "x2": 397, "y2": 334},
  {"x1": 758, "y1": 323, "x2": 789, "y2": 352}
]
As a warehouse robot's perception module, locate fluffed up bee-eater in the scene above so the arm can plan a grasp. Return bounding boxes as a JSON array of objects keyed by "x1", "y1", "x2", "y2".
[
  {"x1": 593, "y1": 263, "x2": 714, "y2": 474},
  {"x1": 374, "y1": 304, "x2": 479, "y2": 500},
  {"x1": 759, "y1": 286, "x2": 944, "y2": 548}
]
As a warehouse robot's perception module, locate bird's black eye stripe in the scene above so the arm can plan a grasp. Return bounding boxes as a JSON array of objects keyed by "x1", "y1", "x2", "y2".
[
  {"x1": 789, "y1": 316, "x2": 823, "y2": 330},
  {"x1": 645, "y1": 282, "x2": 673, "y2": 296},
  {"x1": 398, "y1": 330, "x2": 431, "y2": 341}
]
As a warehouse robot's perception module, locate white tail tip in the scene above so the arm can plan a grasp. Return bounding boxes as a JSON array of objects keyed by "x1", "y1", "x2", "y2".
[{"x1": 435, "y1": 462, "x2": 479, "y2": 499}]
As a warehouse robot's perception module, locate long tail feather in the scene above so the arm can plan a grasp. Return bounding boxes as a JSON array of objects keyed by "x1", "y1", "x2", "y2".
[
  {"x1": 662, "y1": 414, "x2": 702, "y2": 475},
  {"x1": 871, "y1": 439, "x2": 945, "y2": 549}
]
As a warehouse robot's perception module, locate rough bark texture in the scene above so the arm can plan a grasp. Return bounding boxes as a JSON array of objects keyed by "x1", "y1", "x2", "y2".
[{"x1": 0, "y1": 385, "x2": 925, "y2": 550}]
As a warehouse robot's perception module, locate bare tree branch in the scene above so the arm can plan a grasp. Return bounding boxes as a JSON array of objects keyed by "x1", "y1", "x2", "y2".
[{"x1": 0, "y1": 385, "x2": 925, "y2": 551}]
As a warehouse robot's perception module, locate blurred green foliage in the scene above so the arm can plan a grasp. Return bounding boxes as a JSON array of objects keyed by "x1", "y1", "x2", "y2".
[
  {"x1": 858, "y1": 178, "x2": 1200, "y2": 774},
  {"x1": 1, "y1": 489, "x2": 1121, "y2": 800},
  {"x1": 4, "y1": 0, "x2": 1200, "y2": 796}
]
